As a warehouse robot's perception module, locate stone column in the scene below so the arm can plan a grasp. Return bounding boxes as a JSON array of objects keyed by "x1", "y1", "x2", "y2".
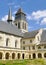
[
  {"x1": 42, "y1": 53, "x2": 44, "y2": 59},
  {"x1": 15, "y1": 53, "x2": 18, "y2": 60},
  {"x1": 9, "y1": 53, "x2": 12, "y2": 60},
  {"x1": 31, "y1": 53, "x2": 33, "y2": 59},
  {"x1": 36, "y1": 53, "x2": 38, "y2": 59},
  {"x1": 20, "y1": 53, "x2": 22, "y2": 60},
  {"x1": 3, "y1": 52, "x2": 5, "y2": 60}
]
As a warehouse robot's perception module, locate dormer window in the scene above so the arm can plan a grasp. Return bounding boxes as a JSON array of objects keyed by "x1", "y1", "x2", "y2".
[
  {"x1": 44, "y1": 46, "x2": 46, "y2": 49},
  {"x1": 30, "y1": 40, "x2": 32, "y2": 43},
  {"x1": 23, "y1": 41, "x2": 25, "y2": 44},
  {"x1": 38, "y1": 46, "x2": 41, "y2": 49}
]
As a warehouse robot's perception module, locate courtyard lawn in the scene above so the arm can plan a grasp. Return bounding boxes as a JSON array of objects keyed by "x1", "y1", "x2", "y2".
[{"x1": 0, "y1": 59, "x2": 46, "y2": 65}]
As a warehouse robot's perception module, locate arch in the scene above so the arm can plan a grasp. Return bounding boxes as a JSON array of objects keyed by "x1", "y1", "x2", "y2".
[
  {"x1": 38, "y1": 53, "x2": 42, "y2": 58},
  {"x1": 5, "y1": 53, "x2": 9, "y2": 59},
  {"x1": 29, "y1": 55, "x2": 31, "y2": 59},
  {"x1": 0, "y1": 52, "x2": 2, "y2": 59},
  {"x1": 22, "y1": 53, "x2": 24, "y2": 59},
  {"x1": 44, "y1": 53, "x2": 46, "y2": 58},
  {"x1": 18, "y1": 53, "x2": 20, "y2": 59},
  {"x1": 33, "y1": 53, "x2": 36, "y2": 59},
  {"x1": 12, "y1": 53, "x2": 15, "y2": 59}
]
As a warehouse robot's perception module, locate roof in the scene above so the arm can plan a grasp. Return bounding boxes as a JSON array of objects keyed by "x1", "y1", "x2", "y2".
[
  {"x1": 0, "y1": 21, "x2": 23, "y2": 37},
  {"x1": 40, "y1": 30, "x2": 46, "y2": 42},
  {"x1": 23, "y1": 30, "x2": 38, "y2": 38},
  {"x1": 16, "y1": 8, "x2": 26, "y2": 15}
]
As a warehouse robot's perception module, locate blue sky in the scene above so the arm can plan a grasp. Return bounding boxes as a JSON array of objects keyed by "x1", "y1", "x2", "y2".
[{"x1": 0, "y1": 0, "x2": 46, "y2": 31}]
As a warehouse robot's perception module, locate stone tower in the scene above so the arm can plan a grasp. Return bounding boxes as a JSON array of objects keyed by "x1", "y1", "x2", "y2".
[{"x1": 14, "y1": 8, "x2": 28, "y2": 33}]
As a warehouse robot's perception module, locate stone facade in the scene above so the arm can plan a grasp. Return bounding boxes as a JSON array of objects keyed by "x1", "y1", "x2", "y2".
[{"x1": 0, "y1": 8, "x2": 46, "y2": 60}]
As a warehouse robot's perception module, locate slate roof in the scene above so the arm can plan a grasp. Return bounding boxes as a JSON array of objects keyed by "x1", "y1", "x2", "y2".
[
  {"x1": 40, "y1": 30, "x2": 46, "y2": 42},
  {"x1": 0, "y1": 21, "x2": 23, "y2": 37},
  {"x1": 23, "y1": 30, "x2": 39, "y2": 38},
  {"x1": 16, "y1": 8, "x2": 26, "y2": 15}
]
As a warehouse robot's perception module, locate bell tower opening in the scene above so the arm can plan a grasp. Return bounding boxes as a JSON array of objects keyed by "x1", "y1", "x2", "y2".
[{"x1": 14, "y1": 8, "x2": 28, "y2": 33}]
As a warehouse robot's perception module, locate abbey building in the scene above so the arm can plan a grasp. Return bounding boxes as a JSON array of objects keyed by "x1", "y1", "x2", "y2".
[{"x1": 0, "y1": 8, "x2": 46, "y2": 60}]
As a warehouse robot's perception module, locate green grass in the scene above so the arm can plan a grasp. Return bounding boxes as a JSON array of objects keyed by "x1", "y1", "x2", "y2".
[{"x1": 0, "y1": 59, "x2": 46, "y2": 65}]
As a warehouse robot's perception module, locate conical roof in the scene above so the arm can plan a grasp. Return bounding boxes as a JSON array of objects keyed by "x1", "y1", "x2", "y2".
[
  {"x1": 16, "y1": 8, "x2": 26, "y2": 15},
  {"x1": 7, "y1": 7, "x2": 12, "y2": 22}
]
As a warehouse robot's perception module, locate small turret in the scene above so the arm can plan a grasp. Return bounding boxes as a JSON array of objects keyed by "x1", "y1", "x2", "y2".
[{"x1": 7, "y1": 7, "x2": 12, "y2": 24}]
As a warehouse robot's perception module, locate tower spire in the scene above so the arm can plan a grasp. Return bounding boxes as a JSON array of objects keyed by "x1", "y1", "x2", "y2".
[{"x1": 7, "y1": 7, "x2": 12, "y2": 23}]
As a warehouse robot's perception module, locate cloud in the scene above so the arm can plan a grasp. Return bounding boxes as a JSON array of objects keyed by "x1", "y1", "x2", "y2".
[
  {"x1": 31, "y1": 10, "x2": 46, "y2": 20},
  {"x1": 27, "y1": 10, "x2": 46, "y2": 20},
  {"x1": 1, "y1": 15, "x2": 14, "y2": 21},
  {"x1": 41, "y1": 18, "x2": 46, "y2": 25},
  {"x1": 26, "y1": 14, "x2": 31, "y2": 20},
  {"x1": 8, "y1": 2, "x2": 15, "y2": 6},
  {"x1": 26, "y1": 10, "x2": 46, "y2": 25}
]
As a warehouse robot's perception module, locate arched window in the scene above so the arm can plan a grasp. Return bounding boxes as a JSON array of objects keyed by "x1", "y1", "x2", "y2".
[
  {"x1": 44, "y1": 53, "x2": 46, "y2": 58},
  {"x1": 38, "y1": 53, "x2": 42, "y2": 58},
  {"x1": 29, "y1": 55, "x2": 31, "y2": 59},
  {"x1": 22, "y1": 54, "x2": 24, "y2": 59},
  {"x1": 6, "y1": 38, "x2": 9, "y2": 46},
  {"x1": 5, "y1": 53, "x2": 9, "y2": 59},
  {"x1": 12, "y1": 53, "x2": 15, "y2": 59},
  {"x1": 33, "y1": 53, "x2": 36, "y2": 59},
  {"x1": 18, "y1": 53, "x2": 20, "y2": 59},
  {"x1": 0, "y1": 52, "x2": 2, "y2": 59},
  {"x1": 15, "y1": 40, "x2": 17, "y2": 47}
]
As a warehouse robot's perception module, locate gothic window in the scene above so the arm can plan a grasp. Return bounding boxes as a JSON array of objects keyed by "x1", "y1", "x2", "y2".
[
  {"x1": 18, "y1": 22, "x2": 20, "y2": 29},
  {"x1": 15, "y1": 40, "x2": 17, "y2": 47},
  {"x1": 6, "y1": 38, "x2": 9, "y2": 46}
]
